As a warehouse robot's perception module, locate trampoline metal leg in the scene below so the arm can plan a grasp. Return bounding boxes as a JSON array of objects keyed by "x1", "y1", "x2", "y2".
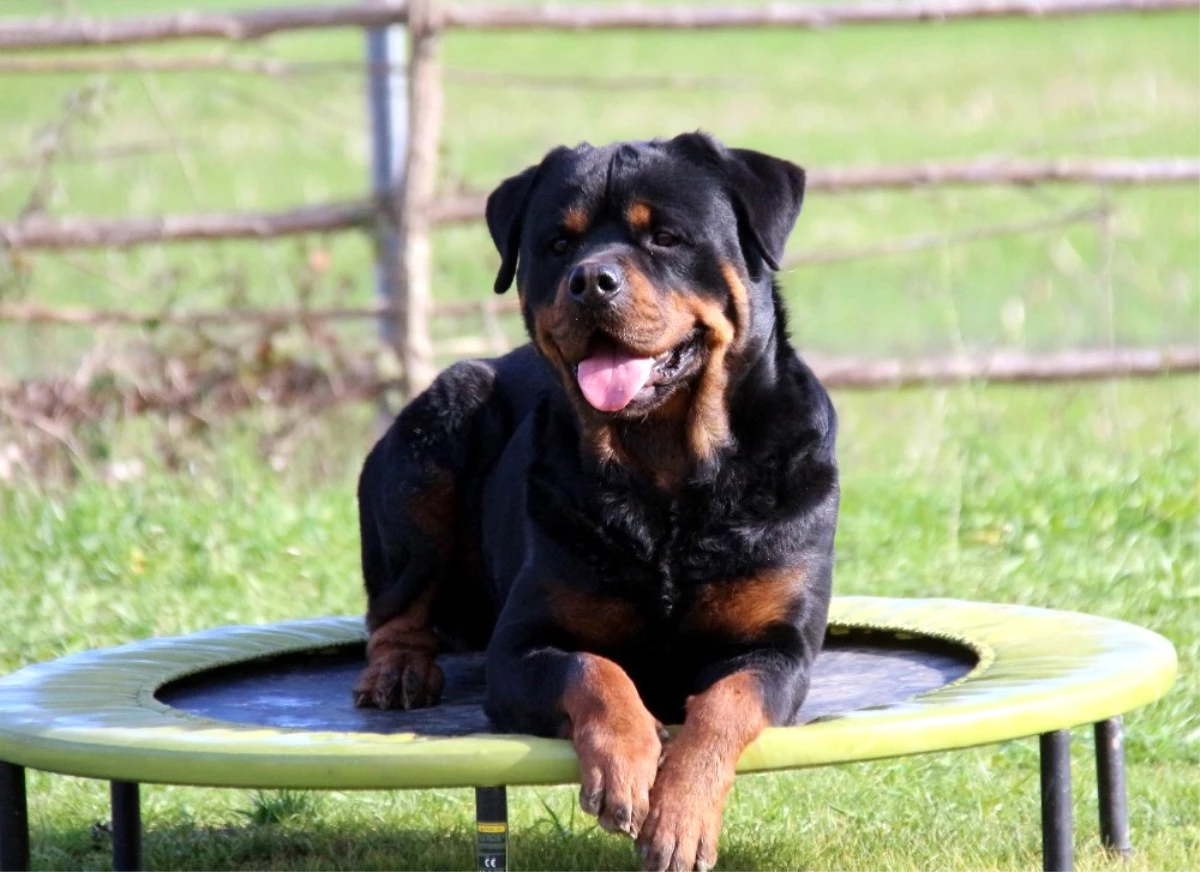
[
  {"x1": 1095, "y1": 717, "x2": 1132, "y2": 857},
  {"x1": 1040, "y1": 730, "x2": 1073, "y2": 872},
  {"x1": 0, "y1": 762, "x2": 29, "y2": 872},
  {"x1": 110, "y1": 781, "x2": 142, "y2": 872},
  {"x1": 475, "y1": 787, "x2": 508, "y2": 872}
]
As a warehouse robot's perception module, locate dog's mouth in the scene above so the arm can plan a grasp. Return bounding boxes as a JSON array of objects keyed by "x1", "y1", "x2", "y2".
[{"x1": 573, "y1": 329, "x2": 704, "y2": 413}]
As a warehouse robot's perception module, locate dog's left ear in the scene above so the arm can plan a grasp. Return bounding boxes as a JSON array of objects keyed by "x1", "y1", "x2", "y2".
[
  {"x1": 485, "y1": 163, "x2": 541, "y2": 294},
  {"x1": 670, "y1": 132, "x2": 805, "y2": 274},
  {"x1": 724, "y1": 147, "x2": 806, "y2": 273}
]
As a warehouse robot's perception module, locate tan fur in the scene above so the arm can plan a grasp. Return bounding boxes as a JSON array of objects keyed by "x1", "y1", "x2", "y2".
[
  {"x1": 546, "y1": 580, "x2": 646, "y2": 649},
  {"x1": 561, "y1": 653, "x2": 665, "y2": 838},
  {"x1": 563, "y1": 206, "x2": 590, "y2": 235},
  {"x1": 625, "y1": 201, "x2": 652, "y2": 233},
  {"x1": 683, "y1": 567, "x2": 804, "y2": 637},
  {"x1": 638, "y1": 671, "x2": 768, "y2": 871}
]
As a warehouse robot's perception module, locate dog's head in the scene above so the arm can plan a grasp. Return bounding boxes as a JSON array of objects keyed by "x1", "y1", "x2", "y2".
[{"x1": 487, "y1": 133, "x2": 805, "y2": 452}]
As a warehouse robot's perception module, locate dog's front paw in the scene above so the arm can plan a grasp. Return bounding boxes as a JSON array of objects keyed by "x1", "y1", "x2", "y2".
[
  {"x1": 353, "y1": 648, "x2": 444, "y2": 710},
  {"x1": 636, "y1": 752, "x2": 725, "y2": 872},
  {"x1": 572, "y1": 714, "x2": 666, "y2": 839}
]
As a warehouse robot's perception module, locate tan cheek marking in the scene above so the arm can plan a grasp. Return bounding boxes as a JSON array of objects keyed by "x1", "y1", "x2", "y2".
[
  {"x1": 675, "y1": 293, "x2": 736, "y2": 462},
  {"x1": 626, "y1": 202, "x2": 652, "y2": 233},
  {"x1": 683, "y1": 567, "x2": 803, "y2": 637},
  {"x1": 621, "y1": 264, "x2": 671, "y2": 333},
  {"x1": 719, "y1": 262, "x2": 751, "y2": 351}
]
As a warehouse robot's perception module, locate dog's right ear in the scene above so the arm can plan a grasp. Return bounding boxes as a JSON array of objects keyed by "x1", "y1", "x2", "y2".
[{"x1": 485, "y1": 163, "x2": 541, "y2": 295}]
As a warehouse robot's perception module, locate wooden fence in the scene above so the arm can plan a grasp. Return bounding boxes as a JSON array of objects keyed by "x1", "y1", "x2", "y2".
[{"x1": 2, "y1": 0, "x2": 1198, "y2": 400}]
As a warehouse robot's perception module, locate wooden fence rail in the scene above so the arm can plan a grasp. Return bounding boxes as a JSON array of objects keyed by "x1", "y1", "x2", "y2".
[
  {"x1": 0, "y1": 56, "x2": 749, "y2": 92},
  {"x1": 2, "y1": 0, "x2": 1195, "y2": 50},
  {"x1": 0, "y1": 204, "x2": 1111, "y2": 330},
  {"x1": 2, "y1": 160, "x2": 1194, "y2": 251},
  {"x1": 3, "y1": 0, "x2": 1198, "y2": 399}
]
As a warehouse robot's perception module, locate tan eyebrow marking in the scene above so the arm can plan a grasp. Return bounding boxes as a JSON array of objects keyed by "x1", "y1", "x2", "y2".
[
  {"x1": 626, "y1": 201, "x2": 652, "y2": 232},
  {"x1": 563, "y1": 206, "x2": 589, "y2": 234}
]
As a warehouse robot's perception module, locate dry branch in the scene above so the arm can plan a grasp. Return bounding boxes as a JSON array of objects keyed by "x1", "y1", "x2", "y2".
[
  {"x1": 443, "y1": 0, "x2": 1198, "y2": 29},
  {"x1": 0, "y1": 301, "x2": 393, "y2": 328},
  {"x1": 806, "y1": 158, "x2": 1200, "y2": 191},
  {"x1": 432, "y1": 159, "x2": 1200, "y2": 226},
  {"x1": 0, "y1": 138, "x2": 193, "y2": 173},
  {"x1": 0, "y1": 298, "x2": 520, "y2": 327},
  {"x1": 0, "y1": 2, "x2": 409, "y2": 50},
  {"x1": 2, "y1": 0, "x2": 1194, "y2": 49},
  {"x1": 0, "y1": 55, "x2": 748, "y2": 90},
  {"x1": 0, "y1": 200, "x2": 380, "y2": 249},
  {"x1": 809, "y1": 346, "x2": 1200, "y2": 388},
  {"x1": 0, "y1": 356, "x2": 398, "y2": 425}
]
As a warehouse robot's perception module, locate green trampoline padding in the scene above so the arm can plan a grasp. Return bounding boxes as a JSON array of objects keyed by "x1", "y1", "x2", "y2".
[{"x1": 0, "y1": 597, "x2": 1176, "y2": 791}]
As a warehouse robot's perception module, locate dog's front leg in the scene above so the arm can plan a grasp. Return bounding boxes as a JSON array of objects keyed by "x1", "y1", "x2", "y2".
[
  {"x1": 636, "y1": 660, "x2": 803, "y2": 872},
  {"x1": 486, "y1": 620, "x2": 664, "y2": 838}
]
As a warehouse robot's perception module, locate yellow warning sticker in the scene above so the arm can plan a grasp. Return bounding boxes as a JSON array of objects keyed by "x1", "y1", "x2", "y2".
[{"x1": 477, "y1": 824, "x2": 507, "y2": 834}]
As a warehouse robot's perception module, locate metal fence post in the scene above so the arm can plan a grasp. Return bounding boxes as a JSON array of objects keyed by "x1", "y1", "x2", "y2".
[{"x1": 365, "y1": 0, "x2": 407, "y2": 352}]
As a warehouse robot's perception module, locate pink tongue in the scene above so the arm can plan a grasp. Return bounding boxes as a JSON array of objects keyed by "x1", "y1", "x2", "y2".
[{"x1": 576, "y1": 348, "x2": 655, "y2": 411}]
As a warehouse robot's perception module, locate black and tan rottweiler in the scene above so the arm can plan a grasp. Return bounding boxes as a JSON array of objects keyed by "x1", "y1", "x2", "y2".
[{"x1": 354, "y1": 132, "x2": 839, "y2": 872}]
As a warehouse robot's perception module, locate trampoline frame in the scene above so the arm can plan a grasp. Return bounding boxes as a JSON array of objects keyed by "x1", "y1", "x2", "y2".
[
  {"x1": 0, "y1": 597, "x2": 1174, "y2": 872},
  {"x1": 0, "y1": 720, "x2": 1134, "y2": 872}
]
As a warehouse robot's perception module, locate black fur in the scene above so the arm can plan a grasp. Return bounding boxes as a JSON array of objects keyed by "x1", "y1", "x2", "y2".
[{"x1": 359, "y1": 132, "x2": 838, "y2": 733}]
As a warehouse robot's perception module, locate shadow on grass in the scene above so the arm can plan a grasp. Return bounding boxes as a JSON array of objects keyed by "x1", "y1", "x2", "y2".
[
  {"x1": 30, "y1": 821, "x2": 617, "y2": 872},
  {"x1": 31, "y1": 818, "x2": 808, "y2": 872}
]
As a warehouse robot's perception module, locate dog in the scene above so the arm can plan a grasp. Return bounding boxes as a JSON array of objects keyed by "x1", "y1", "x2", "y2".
[{"x1": 354, "y1": 132, "x2": 839, "y2": 872}]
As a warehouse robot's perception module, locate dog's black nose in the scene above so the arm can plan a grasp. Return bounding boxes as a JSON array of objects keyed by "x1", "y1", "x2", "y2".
[{"x1": 567, "y1": 262, "x2": 625, "y2": 307}]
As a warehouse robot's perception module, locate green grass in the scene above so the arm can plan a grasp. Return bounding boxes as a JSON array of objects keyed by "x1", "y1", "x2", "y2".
[
  {"x1": 1, "y1": 1, "x2": 1198, "y2": 869},
  {"x1": 2, "y1": 379, "x2": 1197, "y2": 870}
]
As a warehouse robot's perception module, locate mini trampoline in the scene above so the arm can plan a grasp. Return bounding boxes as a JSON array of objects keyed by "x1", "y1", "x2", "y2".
[{"x1": 0, "y1": 597, "x2": 1176, "y2": 872}]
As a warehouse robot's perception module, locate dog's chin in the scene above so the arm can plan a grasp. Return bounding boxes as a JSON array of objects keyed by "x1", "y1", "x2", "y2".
[{"x1": 569, "y1": 328, "x2": 706, "y2": 419}]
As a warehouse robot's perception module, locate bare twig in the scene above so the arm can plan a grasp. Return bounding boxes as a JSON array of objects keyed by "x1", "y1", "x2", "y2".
[
  {"x1": 0, "y1": 138, "x2": 194, "y2": 173},
  {"x1": 2, "y1": 1, "x2": 1194, "y2": 49},
  {"x1": 0, "y1": 53, "x2": 341, "y2": 76},
  {"x1": 0, "y1": 200, "x2": 382, "y2": 249},
  {"x1": 18, "y1": 83, "x2": 109, "y2": 219},
  {"x1": 0, "y1": 54, "x2": 749, "y2": 90},
  {"x1": 806, "y1": 158, "x2": 1200, "y2": 191},
  {"x1": 432, "y1": 159, "x2": 1200, "y2": 226},
  {"x1": 0, "y1": 1, "x2": 410, "y2": 50},
  {"x1": 809, "y1": 346, "x2": 1200, "y2": 388},
  {"x1": 443, "y1": 0, "x2": 1199, "y2": 30},
  {"x1": 0, "y1": 301, "x2": 404, "y2": 328}
]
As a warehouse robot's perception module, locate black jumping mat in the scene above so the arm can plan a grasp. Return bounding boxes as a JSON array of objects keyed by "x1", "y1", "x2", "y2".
[{"x1": 156, "y1": 629, "x2": 975, "y2": 737}]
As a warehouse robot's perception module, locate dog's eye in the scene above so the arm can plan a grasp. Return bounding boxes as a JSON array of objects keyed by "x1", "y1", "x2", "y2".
[
  {"x1": 651, "y1": 231, "x2": 679, "y2": 248},
  {"x1": 548, "y1": 236, "x2": 571, "y2": 255}
]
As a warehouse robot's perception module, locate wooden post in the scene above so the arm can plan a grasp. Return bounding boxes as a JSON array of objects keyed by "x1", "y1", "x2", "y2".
[{"x1": 394, "y1": 0, "x2": 442, "y2": 395}]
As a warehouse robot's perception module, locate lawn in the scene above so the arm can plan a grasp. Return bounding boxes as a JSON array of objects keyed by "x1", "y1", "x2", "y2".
[{"x1": 0, "y1": 1, "x2": 1197, "y2": 870}]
